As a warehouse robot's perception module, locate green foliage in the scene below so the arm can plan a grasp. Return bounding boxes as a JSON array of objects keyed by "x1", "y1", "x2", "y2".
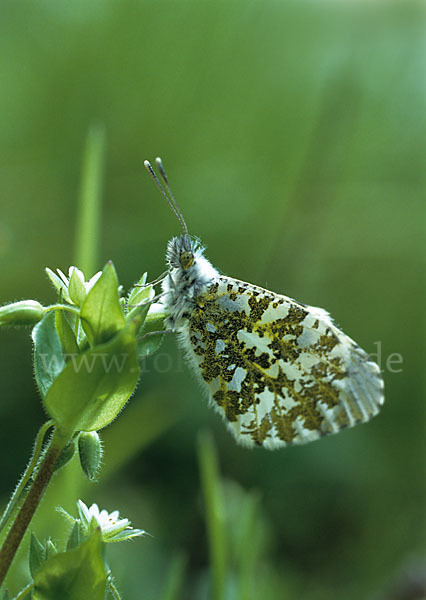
[
  {"x1": 32, "y1": 530, "x2": 107, "y2": 600},
  {"x1": 54, "y1": 440, "x2": 77, "y2": 473},
  {"x1": 33, "y1": 312, "x2": 66, "y2": 399},
  {"x1": 43, "y1": 322, "x2": 140, "y2": 435},
  {"x1": 1, "y1": 254, "x2": 162, "y2": 591},
  {"x1": 29, "y1": 533, "x2": 45, "y2": 579},
  {"x1": 30, "y1": 262, "x2": 163, "y2": 438},
  {"x1": 66, "y1": 522, "x2": 82, "y2": 552},
  {"x1": 80, "y1": 262, "x2": 125, "y2": 347},
  {"x1": 55, "y1": 310, "x2": 80, "y2": 357}
]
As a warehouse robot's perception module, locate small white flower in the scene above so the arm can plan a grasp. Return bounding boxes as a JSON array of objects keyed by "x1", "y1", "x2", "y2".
[{"x1": 59, "y1": 500, "x2": 147, "y2": 543}]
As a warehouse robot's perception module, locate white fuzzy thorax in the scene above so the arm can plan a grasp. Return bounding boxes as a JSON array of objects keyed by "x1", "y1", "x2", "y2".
[{"x1": 161, "y1": 235, "x2": 219, "y2": 331}]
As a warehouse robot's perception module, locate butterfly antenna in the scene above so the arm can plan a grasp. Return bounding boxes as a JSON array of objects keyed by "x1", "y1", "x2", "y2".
[
  {"x1": 155, "y1": 157, "x2": 189, "y2": 236},
  {"x1": 144, "y1": 159, "x2": 189, "y2": 236}
]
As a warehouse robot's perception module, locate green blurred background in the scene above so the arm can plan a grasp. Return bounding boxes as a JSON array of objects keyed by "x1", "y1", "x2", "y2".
[{"x1": 0, "y1": 1, "x2": 425, "y2": 598}]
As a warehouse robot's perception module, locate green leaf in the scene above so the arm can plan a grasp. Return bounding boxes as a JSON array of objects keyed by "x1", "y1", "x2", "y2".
[
  {"x1": 66, "y1": 521, "x2": 82, "y2": 551},
  {"x1": 33, "y1": 312, "x2": 66, "y2": 399},
  {"x1": 29, "y1": 532, "x2": 46, "y2": 578},
  {"x1": 45, "y1": 538, "x2": 57, "y2": 560},
  {"x1": 127, "y1": 300, "x2": 152, "y2": 334},
  {"x1": 127, "y1": 274, "x2": 158, "y2": 327},
  {"x1": 55, "y1": 310, "x2": 80, "y2": 358},
  {"x1": 127, "y1": 273, "x2": 156, "y2": 314},
  {"x1": 33, "y1": 529, "x2": 107, "y2": 600},
  {"x1": 137, "y1": 307, "x2": 166, "y2": 359},
  {"x1": 54, "y1": 439, "x2": 76, "y2": 472},
  {"x1": 80, "y1": 262, "x2": 125, "y2": 347},
  {"x1": 2, "y1": 589, "x2": 9, "y2": 599},
  {"x1": 78, "y1": 431, "x2": 103, "y2": 480},
  {"x1": 68, "y1": 269, "x2": 87, "y2": 307},
  {"x1": 43, "y1": 323, "x2": 140, "y2": 434}
]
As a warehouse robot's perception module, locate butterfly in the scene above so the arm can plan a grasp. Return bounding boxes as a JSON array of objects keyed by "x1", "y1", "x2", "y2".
[{"x1": 144, "y1": 158, "x2": 384, "y2": 449}]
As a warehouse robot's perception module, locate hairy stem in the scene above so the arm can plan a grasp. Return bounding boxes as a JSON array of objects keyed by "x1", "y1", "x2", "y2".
[
  {"x1": 0, "y1": 420, "x2": 54, "y2": 540},
  {"x1": 0, "y1": 428, "x2": 68, "y2": 586},
  {"x1": 109, "y1": 580, "x2": 122, "y2": 600},
  {"x1": 14, "y1": 582, "x2": 34, "y2": 599}
]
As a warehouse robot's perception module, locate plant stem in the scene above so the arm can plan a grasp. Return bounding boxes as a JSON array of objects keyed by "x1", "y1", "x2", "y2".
[
  {"x1": 0, "y1": 428, "x2": 68, "y2": 587},
  {"x1": 109, "y1": 580, "x2": 122, "y2": 599},
  {"x1": 0, "y1": 421, "x2": 54, "y2": 539},
  {"x1": 44, "y1": 304, "x2": 81, "y2": 318},
  {"x1": 197, "y1": 433, "x2": 227, "y2": 600},
  {"x1": 14, "y1": 582, "x2": 34, "y2": 599}
]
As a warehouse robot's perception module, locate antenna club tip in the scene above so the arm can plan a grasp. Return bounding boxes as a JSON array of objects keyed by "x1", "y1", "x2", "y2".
[{"x1": 143, "y1": 159, "x2": 151, "y2": 168}]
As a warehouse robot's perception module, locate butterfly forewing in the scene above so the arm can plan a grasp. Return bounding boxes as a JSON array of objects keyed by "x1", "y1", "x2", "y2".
[{"x1": 180, "y1": 275, "x2": 384, "y2": 449}]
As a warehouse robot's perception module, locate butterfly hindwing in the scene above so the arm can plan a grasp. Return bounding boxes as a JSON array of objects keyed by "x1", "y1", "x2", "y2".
[{"x1": 179, "y1": 275, "x2": 384, "y2": 449}]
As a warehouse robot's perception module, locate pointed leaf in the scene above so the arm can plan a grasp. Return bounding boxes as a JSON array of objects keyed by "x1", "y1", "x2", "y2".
[
  {"x1": 55, "y1": 310, "x2": 80, "y2": 358},
  {"x1": 127, "y1": 273, "x2": 152, "y2": 307},
  {"x1": 137, "y1": 305, "x2": 166, "y2": 359},
  {"x1": 43, "y1": 324, "x2": 140, "y2": 434},
  {"x1": 33, "y1": 530, "x2": 107, "y2": 600},
  {"x1": 33, "y1": 312, "x2": 66, "y2": 399},
  {"x1": 127, "y1": 299, "x2": 152, "y2": 332},
  {"x1": 30, "y1": 532, "x2": 46, "y2": 578},
  {"x1": 54, "y1": 439, "x2": 76, "y2": 472},
  {"x1": 127, "y1": 274, "x2": 155, "y2": 326},
  {"x1": 45, "y1": 538, "x2": 57, "y2": 560},
  {"x1": 66, "y1": 521, "x2": 82, "y2": 551},
  {"x1": 80, "y1": 262, "x2": 125, "y2": 347}
]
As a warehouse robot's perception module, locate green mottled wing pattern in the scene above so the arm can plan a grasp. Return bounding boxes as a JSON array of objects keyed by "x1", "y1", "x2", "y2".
[{"x1": 180, "y1": 275, "x2": 384, "y2": 449}]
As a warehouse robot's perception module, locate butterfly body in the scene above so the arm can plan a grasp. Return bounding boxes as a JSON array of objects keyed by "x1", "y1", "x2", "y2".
[{"x1": 161, "y1": 234, "x2": 384, "y2": 449}]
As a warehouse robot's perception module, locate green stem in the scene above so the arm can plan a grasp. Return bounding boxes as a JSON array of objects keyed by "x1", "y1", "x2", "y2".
[
  {"x1": 13, "y1": 582, "x2": 34, "y2": 599},
  {"x1": 109, "y1": 580, "x2": 122, "y2": 600},
  {"x1": 45, "y1": 304, "x2": 81, "y2": 318},
  {"x1": 0, "y1": 421, "x2": 54, "y2": 539},
  {"x1": 0, "y1": 428, "x2": 69, "y2": 587},
  {"x1": 197, "y1": 433, "x2": 226, "y2": 600}
]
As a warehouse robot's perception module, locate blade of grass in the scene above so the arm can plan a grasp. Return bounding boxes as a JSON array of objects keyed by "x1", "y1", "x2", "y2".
[
  {"x1": 74, "y1": 123, "x2": 106, "y2": 276},
  {"x1": 235, "y1": 491, "x2": 261, "y2": 600},
  {"x1": 161, "y1": 552, "x2": 186, "y2": 600},
  {"x1": 197, "y1": 432, "x2": 227, "y2": 600}
]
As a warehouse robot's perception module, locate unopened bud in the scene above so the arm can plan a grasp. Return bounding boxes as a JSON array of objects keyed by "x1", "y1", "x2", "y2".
[
  {"x1": 0, "y1": 300, "x2": 45, "y2": 326},
  {"x1": 78, "y1": 431, "x2": 103, "y2": 481}
]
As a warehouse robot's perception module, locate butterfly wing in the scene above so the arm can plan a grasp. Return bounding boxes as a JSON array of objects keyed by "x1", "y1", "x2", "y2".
[{"x1": 180, "y1": 275, "x2": 384, "y2": 449}]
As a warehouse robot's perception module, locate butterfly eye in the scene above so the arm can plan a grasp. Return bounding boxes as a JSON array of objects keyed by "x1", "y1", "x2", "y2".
[{"x1": 180, "y1": 251, "x2": 194, "y2": 270}]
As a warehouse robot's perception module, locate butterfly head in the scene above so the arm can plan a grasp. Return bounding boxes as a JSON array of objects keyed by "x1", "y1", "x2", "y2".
[
  {"x1": 166, "y1": 234, "x2": 203, "y2": 270},
  {"x1": 144, "y1": 157, "x2": 218, "y2": 288}
]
